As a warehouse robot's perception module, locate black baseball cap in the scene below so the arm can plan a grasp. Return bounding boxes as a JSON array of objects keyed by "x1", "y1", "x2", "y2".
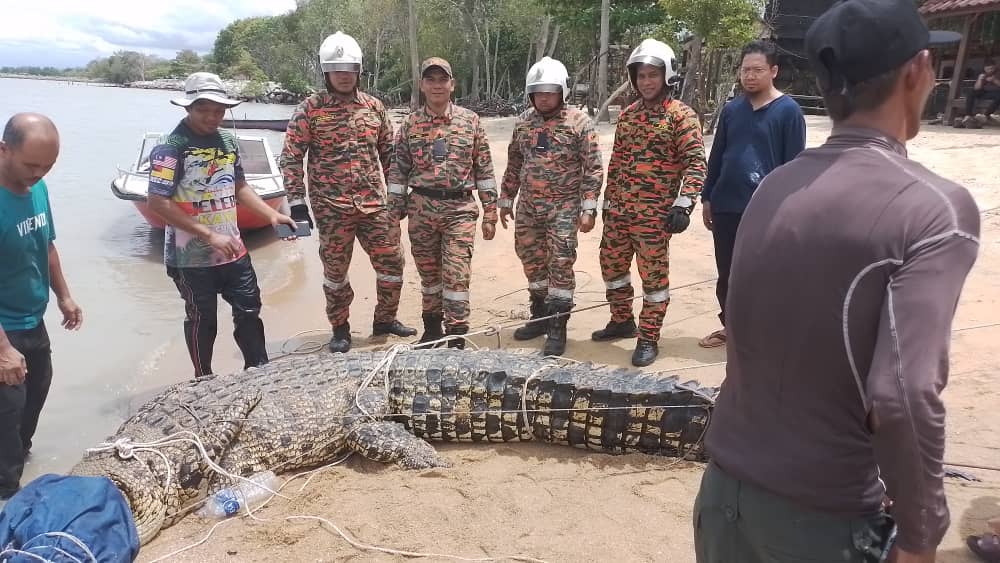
[{"x1": 805, "y1": 0, "x2": 961, "y2": 91}]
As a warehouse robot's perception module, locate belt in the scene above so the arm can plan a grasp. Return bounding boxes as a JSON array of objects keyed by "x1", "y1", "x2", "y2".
[{"x1": 411, "y1": 187, "x2": 473, "y2": 200}]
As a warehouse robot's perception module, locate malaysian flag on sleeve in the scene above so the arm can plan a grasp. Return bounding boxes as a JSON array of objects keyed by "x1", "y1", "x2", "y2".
[{"x1": 148, "y1": 147, "x2": 180, "y2": 194}]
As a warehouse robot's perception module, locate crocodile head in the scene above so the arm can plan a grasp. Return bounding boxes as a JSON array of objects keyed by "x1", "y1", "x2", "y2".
[{"x1": 71, "y1": 449, "x2": 167, "y2": 545}]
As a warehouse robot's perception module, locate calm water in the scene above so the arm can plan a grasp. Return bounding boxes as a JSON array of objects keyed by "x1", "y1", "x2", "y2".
[{"x1": 0, "y1": 77, "x2": 345, "y2": 483}]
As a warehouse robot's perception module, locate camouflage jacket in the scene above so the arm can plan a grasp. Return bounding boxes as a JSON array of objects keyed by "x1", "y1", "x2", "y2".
[
  {"x1": 602, "y1": 96, "x2": 706, "y2": 215},
  {"x1": 500, "y1": 106, "x2": 604, "y2": 211},
  {"x1": 279, "y1": 91, "x2": 393, "y2": 213},
  {"x1": 386, "y1": 103, "x2": 498, "y2": 224}
]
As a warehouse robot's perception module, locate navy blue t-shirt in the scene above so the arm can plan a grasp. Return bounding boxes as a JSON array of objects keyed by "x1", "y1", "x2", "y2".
[{"x1": 701, "y1": 94, "x2": 806, "y2": 213}]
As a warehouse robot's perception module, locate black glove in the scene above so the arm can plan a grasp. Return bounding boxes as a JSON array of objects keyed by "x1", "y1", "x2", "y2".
[
  {"x1": 290, "y1": 203, "x2": 314, "y2": 229},
  {"x1": 663, "y1": 206, "x2": 691, "y2": 234}
]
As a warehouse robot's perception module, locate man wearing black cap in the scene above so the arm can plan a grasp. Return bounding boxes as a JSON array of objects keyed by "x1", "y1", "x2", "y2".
[{"x1": 692, "y1": 0, "x2": 978, "y2": 562}]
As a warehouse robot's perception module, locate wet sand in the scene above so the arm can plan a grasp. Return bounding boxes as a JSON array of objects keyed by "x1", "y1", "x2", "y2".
[{"x1": 109, "y1": 114, "x2": 999, "y2": 562}]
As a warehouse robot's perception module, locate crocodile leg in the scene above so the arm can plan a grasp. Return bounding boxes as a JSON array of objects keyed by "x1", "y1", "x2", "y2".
[{"x1": 346, "y1": 421, "x2": 451, "y2": 469}]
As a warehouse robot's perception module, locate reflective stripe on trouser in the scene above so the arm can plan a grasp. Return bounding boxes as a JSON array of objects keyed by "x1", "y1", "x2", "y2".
[
  {"x1": 314, "y1": 203, "x2": 405, "y2": 326},
  {"x1": 598, "y1": 210, "x2": 672, "y2": 341},
  {"x1": 407, "y1": 193, "x2": 478, "y2": 330},
  {"x1": 514, "y1": 198, "x2": 579, "y2": 304}
]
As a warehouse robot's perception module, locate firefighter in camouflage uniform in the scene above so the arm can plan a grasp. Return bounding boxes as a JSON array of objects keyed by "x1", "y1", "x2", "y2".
[
  {"x1": 593, "y1": 38, "x2": 707, "y2": 367},
  {"x1": 387, "y1": 57, "x2": 498, "y2": 349},
  {"x1": 279, "y1": 31, "x2": 416, "y2": 354},
  {"x1": 499, "y1": 56, "x2": 604, "y2": 357}
]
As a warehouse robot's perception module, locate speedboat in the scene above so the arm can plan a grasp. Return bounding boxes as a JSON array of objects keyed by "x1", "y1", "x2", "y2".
[{"x1": 111, "y1": 132, "x2": 288, "y2": 231}]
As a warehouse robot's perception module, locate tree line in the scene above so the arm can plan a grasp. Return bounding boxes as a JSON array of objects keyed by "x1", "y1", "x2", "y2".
[{"x1": 16, "y1": 0, "x2": 766, "y2": 119}]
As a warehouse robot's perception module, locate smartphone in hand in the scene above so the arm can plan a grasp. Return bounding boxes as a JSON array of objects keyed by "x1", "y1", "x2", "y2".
[{"x1": 275, "y1": 221, "x2": 311, "y2": 238}]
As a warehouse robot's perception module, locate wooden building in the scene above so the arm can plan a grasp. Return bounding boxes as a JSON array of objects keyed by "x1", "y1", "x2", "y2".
[{"x1": 920, "y1": 0, "x2": 1000, "y2": 123}]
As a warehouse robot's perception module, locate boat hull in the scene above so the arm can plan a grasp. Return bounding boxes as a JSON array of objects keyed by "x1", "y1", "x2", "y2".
[{"x1": 114, "y1": 182, "x2": 286, "y2": 232}]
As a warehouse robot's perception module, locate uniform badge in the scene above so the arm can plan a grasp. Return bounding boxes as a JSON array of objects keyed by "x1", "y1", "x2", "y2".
[
  {"x1": 432, "y1": 137, "x2": 448, "y2": 162},
  {"x1": 533, "y1": 130, "x2": 549, "y2": 154}
]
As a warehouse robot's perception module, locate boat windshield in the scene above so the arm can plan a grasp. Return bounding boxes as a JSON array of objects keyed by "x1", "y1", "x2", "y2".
[
  {"x1": 136, "y1": 134, "x2": 164, "y2": 173},
  {"x1": 237, "y1": 138, "x2": 274, "y2": 176}
]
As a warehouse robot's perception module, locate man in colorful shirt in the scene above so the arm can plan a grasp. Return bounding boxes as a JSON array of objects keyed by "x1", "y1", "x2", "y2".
[
  {"x1": 500, "y1": 56, "x2": 604, "y2": 356},
  {"x1": 387, "y1": 57, "x2": 498, "y2": 348},
  {"x1": 148, "y1": 72, "x2": 296, "y2": 379},
  {"x1": 280, "y1": 31, "x2": 416, "y2": 354},
  {"x1": 0, "y1": 113, "x2": 83, "y2": 500},
  {"x1": 593, "y1": 38, "x2": 707, "y2": 367}
]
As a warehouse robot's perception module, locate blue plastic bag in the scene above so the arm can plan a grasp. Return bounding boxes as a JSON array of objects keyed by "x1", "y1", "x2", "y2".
[{"x1": 0, "y1": 473, "x2": 139, "y2": 562}]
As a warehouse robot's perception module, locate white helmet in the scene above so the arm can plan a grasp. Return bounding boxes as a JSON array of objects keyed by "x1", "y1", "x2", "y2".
[
  {"x1": 319, "y1": 31, "x2": 363, "y2": 73},
  {"x1": 626, "y1": 38, "x2": 679, "y2": 90},
  {"x1": 526, "y1": 56, "x2": 570, "y2": 102}
]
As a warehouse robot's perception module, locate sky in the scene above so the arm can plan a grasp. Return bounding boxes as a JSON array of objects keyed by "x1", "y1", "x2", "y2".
[{"x1": 0, "y1": 0, "x2": 298, "y2": 68}]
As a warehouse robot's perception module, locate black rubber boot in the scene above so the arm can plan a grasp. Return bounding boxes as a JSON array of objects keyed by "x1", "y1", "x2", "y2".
[
  {"x1": 418, "y1": 313, "x2": 444, "y2": 346},
  {"x1": 542, "y1": 302, "x2": 571, "y2": 357},
  {"x1": 446, "y1": 326, "x2": 468, "y2": 349},
  {"x1": 631, "y1": 338, "x2": 659, "y2": 367},
  {"x1": 373, "y1": 319, "x2": 418, "y2": 337},
  {"x1": 591, "y1": 319, "x2": 638, "y2": 342},
  {"x1": 513, "y1": 294, "x2": 548, "y2": 340},
  {"x1": 328, "y1": 323, "x2": 352, "y2": 354}
]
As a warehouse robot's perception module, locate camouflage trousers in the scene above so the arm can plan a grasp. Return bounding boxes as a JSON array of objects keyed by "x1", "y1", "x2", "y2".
[
  {"x1": 313, "y1": 202, "x2": 405, "y2": 327},
  {"x1": 598, "y1": 208, "x2": 671, "y2": 341},
  {"x1": 407, "y1": 193, "x2": 478, "y2": 331},
  {"x1": 514, "y1": 198, "x2": 579, "y2": 306}
]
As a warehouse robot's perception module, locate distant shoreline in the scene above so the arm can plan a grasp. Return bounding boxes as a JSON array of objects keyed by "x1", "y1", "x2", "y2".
[
  {"x1": 0, "y1": 73, "x2": 116, "y2": 87},
  {"x1": 1, "y1": 74, "x2": 302, "y2": 104}
]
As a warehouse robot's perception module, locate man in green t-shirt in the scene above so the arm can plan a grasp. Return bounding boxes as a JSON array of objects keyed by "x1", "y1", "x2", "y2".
[
  {"x1": 148, "y1": 72, "x2": 297, "y2": 379},
  {"x1": 0, "y1": 113, "x2": 83, "y2": 500}
]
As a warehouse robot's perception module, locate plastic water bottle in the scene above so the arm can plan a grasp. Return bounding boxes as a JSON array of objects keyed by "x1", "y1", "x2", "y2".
[{"x1": 197, "y1": 471, "x2": 279, "y2": 519}]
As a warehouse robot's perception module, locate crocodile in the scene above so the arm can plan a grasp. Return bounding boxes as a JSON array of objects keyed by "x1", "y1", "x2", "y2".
[{"x1": 69, "y1": 348, "x2": 717, "y2": 545}]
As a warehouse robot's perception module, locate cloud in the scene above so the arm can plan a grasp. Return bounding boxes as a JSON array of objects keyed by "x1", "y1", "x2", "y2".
[{"x1": 0, "y1": 0, "x2": 297, "y2": 67}]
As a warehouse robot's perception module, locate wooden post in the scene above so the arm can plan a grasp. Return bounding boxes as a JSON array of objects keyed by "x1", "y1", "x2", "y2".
[{"x1": 945, "y1": 14, "x2": 973, "y2": 124}]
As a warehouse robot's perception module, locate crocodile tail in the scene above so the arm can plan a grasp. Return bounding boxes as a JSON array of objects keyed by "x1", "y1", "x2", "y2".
[{"x1": 528, "y1": 368, "x2": 715, "y2": 459}]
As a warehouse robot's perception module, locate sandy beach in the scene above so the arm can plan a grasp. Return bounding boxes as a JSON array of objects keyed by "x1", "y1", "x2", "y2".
[{"x1": 135, "y1": 114, "x2": 1000, "y2": 563}]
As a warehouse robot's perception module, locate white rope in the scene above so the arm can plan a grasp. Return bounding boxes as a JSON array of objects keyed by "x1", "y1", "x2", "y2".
[
  {"x1": 286, "y1": 515, "x2": 550, "y2": 563},
  {"x1": 0, "y1": 547, "x2": 53, "y2": 563},
  {"x1": 86, "y1": 432, "x2": 292, "y2": 503},
  {"x1": 353, "y1": 344, "x2": 411, "y2": 420},
  {"x1": 521, "y1": 364, "x2": 556, "y2": 435},
  {"x1": 0, "y1": 531, "x2": 98, "y2": 563},
  {"x1": 38, "y1": 533, "x2": 97, "y2": 562}
]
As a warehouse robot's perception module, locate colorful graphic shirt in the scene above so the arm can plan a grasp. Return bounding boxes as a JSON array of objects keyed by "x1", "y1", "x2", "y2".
[
  {"x1": 386, "y1": 103, "x2": 498, "y2": 224},
  {"x1": 279, "y1": 91, "x2": 394, "y2": 213},
  {"x1": 603, "y1": 97, "x2": 707, "y2": 216},
  {"x1": 500, "y1": 105, "x2": 604, "y2": 209},
  {"x1": 0, "y1": 180, "x2": 55, "y2": 331},
  {"x1": 147, "y1": 120, "x2": 246, "y2": 268}
]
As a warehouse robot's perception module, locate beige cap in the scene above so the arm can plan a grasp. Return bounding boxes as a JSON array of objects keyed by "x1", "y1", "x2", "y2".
[{"x1": 420, "y1": 57, "x2": 453, "y2": 78}]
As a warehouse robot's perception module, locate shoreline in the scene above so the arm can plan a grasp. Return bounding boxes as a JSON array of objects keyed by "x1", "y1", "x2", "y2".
[
  {"x1": 0, "y1": 73, "x2": 115, "y2": 87},
  {"x1": 0, "y1": 73, "x2": 301, "y2": 105}
]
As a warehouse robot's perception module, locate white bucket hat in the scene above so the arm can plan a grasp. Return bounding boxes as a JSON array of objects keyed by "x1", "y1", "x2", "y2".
[{"x1": 170, "y1": 72, "x2": 242, "y2": 108}]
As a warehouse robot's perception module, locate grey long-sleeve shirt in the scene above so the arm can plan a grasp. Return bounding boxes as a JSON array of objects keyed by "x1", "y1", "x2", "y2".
[{"x1": 705, "y1": 126, "x2": 980, "y2": 552}]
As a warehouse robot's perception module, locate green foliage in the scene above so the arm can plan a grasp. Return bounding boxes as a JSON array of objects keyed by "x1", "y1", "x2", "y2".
[
  {"x1": 68, "y1": 1, "x2": 762, "y2": 102},
  {"x1": 241, "y1": 79, "x2": 267, "y2": 99},
  {"x1": 170, "y1": 49, "x2": 205, "y2": 77},
  {"x1": 0, "y1": 66, "x2": 80, "y2": 77},
  {"x1": 658, "y1": 0, "x2": 764, "y2": 48}
]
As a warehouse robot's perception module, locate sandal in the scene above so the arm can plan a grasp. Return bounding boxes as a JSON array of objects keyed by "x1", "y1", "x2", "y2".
[
  {"x1": 698, "y1": 329, "x2": 726, "y2": 348},
  {"x1": 968, "y1": 533, "x2": 1000, "y2": 562}
]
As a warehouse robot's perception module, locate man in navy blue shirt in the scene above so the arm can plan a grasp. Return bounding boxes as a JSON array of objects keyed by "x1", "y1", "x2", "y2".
[{"x1": 698, "y1": 41, "x2": 806, "y2": 348}]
